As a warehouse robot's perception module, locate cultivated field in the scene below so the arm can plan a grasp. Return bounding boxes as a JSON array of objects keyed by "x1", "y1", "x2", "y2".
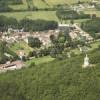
[
  {"x1": 0, "y1": 11, "x2": 59, "y2": 21},
  {"x1": 0, "y1": 0, "x2": 100, "y2": 22},
  {"x1": 9, "y1": 0, "x2": 91, "y2": 9}
]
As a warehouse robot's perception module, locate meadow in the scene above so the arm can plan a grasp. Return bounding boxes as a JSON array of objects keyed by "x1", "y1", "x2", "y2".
[
  {"x1": 0, "y1": 0, "x2": 100, "y2": 23},
  {"x1": 25, "y1": 56, "x2": 55, "y2": 65},
  {"x1": 9, "y1": 0, "x2": 91, "y2": 9},
  {"x1": 0, "y1": 11, "x2": 59, "y2": 21}
]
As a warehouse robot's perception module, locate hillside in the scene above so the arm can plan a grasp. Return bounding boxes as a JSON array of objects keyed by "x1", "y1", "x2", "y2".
[
  {"x1": 0, "y1": 49, "x2": 100, "y2": 100},
  {"x1": 0, "y1": 0, "x2": 100, "y2": 100}
]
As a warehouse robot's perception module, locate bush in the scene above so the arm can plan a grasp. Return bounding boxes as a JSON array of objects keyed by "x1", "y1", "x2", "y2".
[
  {"x1": 0, "y1": 16, "x2": 58, "y2": 32},
  {"x1": 0, "y1": 0, "x2": 22, "y2": 5},
  {"x1": 20, "y1": 19, "x2": 58, "y2": 31},
  {"x1": 90, "y1": 56, "x2": 100, "y2": 64},
  {"x1": 56, "y1": 10, "x2": 90, "y2": 20},
  {"x1": 90, "y1": 51, "x2": 100, "y2": 64},
  {"x1": 28, "y1": 62, "x2": 36, "y2": 68},
  {"x1": 81, "y1": 18, "x2": 100, "y2": 36}
]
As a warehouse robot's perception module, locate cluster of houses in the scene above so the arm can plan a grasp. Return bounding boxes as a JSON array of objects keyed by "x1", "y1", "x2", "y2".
[
  {"x1": 71, "y1": 0, "x2": 100, "y2": 12},
  {"x1": 0, "y1": 60, "x2": 24, "y2": 73},
  {"x1": 0, "y1": 23, "x2": 93, "y2": 73},
  {"x1": 0, "y1": 23, "x2": 93, "y2": 46},
  {"x1": 0, "y1": 29, "x2": 59, "y2": 46}
]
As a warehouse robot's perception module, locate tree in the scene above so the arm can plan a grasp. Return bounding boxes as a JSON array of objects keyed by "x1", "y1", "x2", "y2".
[
  {"x1": 0, "y1": 41, "x2": 8, "y2": 63},
  {"x1": 81, "y1": 18, "x2": 100, "y2": 37},
  {"x1": 56, "y1": 10, "x2": 90, "y2": 20},
  {"x1": 28, "y1": 36, "x2": 42, "y2": 48},
  {"x1": 50, "y1": 35, "x2": 57, "y2": 44}
]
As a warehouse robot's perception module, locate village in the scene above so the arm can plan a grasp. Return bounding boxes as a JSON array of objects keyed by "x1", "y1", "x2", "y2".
[
  {"x1": 0, "y1": 22, "x2": 94, "y2": 72},
  {"x1": 0, "y1": 23, "x2": 93, "y2": 44},
  {"x1": 0, "y1": 0, "x2": 100, "y2": 99},
  {"x1": 0, "y1": 0, "x2": 99, "y2": 72}
]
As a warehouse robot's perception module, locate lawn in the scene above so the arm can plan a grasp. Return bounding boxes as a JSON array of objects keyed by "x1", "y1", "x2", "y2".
[
  {"x1": 33, "y1": 0, "x2": 90, "y2": 8},
  {"x1": 0, "y1": 11, "x2": 92, "y2": 23},
  {"x1": 0, "y1": 11, "x2": 59, "y2": 21},
  {"x1": 25, "y1": 56, "x2": 55, "y2": 65}
]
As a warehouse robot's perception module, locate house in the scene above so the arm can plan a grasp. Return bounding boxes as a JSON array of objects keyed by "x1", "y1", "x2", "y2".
[
  {"x1": 1, "y1": 28, "x2": 60, "y2": 46},
  {"x1": 16, "y1": 50, "x2": 25, "y2": 60},
  {"x1": 0, "y1": 60, "x2": 24, "y2": 71}
]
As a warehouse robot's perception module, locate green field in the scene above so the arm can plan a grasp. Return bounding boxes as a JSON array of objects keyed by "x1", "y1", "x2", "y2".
[
  {"x1": 0, "y1": 11, "x2": 59, "y2": 21},
  {"x1": 0, "y1": 11, "x2": 93, "y2": 23},
  {"x1": 28, "y1": 0, "x2": 90, "y2": 8},
  {"x1": 8, "y1": 0, "x2": 91, "y2": 9},
  {"x1": 25, "y1": 56, "x2": 55, "y2": 65},
  {"x1": 0, "y1": 0, "x2": 100, "y2": 22}
]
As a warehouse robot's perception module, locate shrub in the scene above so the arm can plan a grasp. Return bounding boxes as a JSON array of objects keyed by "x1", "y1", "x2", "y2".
[
  {"x1": 90, "y1": 51, "x2": 100, "y2": 64},
  {"x1": 81, "y1": 18, "x2": 100, "y2": 36},
  {"x1": 56, "y1": 10, "x2": 90, "y2": 20},
  {"x1": 28, "y1": 62, "x2": 36, "y2": 68}
]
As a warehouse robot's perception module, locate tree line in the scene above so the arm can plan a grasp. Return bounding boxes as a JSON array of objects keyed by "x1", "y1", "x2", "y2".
[
  {"x1": 56, "y1": 10, "x2": 90, "y2": 20},
  {"x1": 81, "y1": 18, "x2": 100, "y2": 37},
  {"x1": 0, "y1": 16, "x2": 58, "y2": 32},
  {"x1": 0, "y1": 41, "x2": 18, "y2": 64},
  {"x1": 0, "y1": 0, "x2": 22, "y2": 5}
]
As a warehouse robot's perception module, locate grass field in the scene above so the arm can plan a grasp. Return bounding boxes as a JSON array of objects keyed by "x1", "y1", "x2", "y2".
[
  {"x1": 0, "y1": 11, "x2": 92, "y2": 23},
  {"x1": 0, "y1": 11, "x2": 59, "y2": 21},
  {"x1": 31, "y1": 0, "x2": 91, "y2": 8},
  {"x1": 25, "y1": 56, "x2": 55, "y2": 65},
  {"x1": 0, "y1": 0, "x2": 100, "y2": 22},
  {"x1": 8, "y1": 0, "x2": 91, "y2": 9},
  {"x1": 9, "y1": 0, "x2": 27, "y2": 10}
]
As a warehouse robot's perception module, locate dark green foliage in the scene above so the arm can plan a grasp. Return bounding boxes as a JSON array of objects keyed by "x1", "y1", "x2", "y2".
[
  {"x1": 28, "y1": 36, "x2": 42, "y2": 48},
  {"x1": 0, "y1": 41, "x2": 18, "y2": 64},
  {"x1": 89, "y1": 51, "x2": 100, "y2": 64},
  {"x1": 28, "y1": 62, "x2": 36, "y2": 68},
  {"x1": 0, "y1": 16, "x2": 18, "y2": 31},
  {"x1": 0, "y1": 0, "x2": 22, "y2": 12},
  {"x1": 26, "y1": 0, "x2": 38, "y2": 11},
  {"x1": 20, "y1": 19, "x2": 58, "y2": 31},
  {"x1": 81, "y1": 18, "x2": 100, "y2": 37},
  {"x1": 0, "y1": 50, "x2": 100, "y2": 100},
  {"x1": 0, "y1": 3, "x2": 12, "y2": 12},
  {"x1": 28, "y1": 48, "x2": 51, "y2": 58},
  {"x1": 50, "y1": 33, "x2": 67, "y2": 58},
  {"x1": 56, "y1": 10, "x2": 90, "y2": 20},
  {"x1": 0, "y1": 16, "x2": 58, "y2": 32},
  {"x1": 0, "y1": 0, "x2": 22, "y2": 5},
  {"x1": 0, "y1": 41, "x2": 8, "y2": 63},
  {"x1": 95, "y1": 4, "x2": 100, "y2": 10}
]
